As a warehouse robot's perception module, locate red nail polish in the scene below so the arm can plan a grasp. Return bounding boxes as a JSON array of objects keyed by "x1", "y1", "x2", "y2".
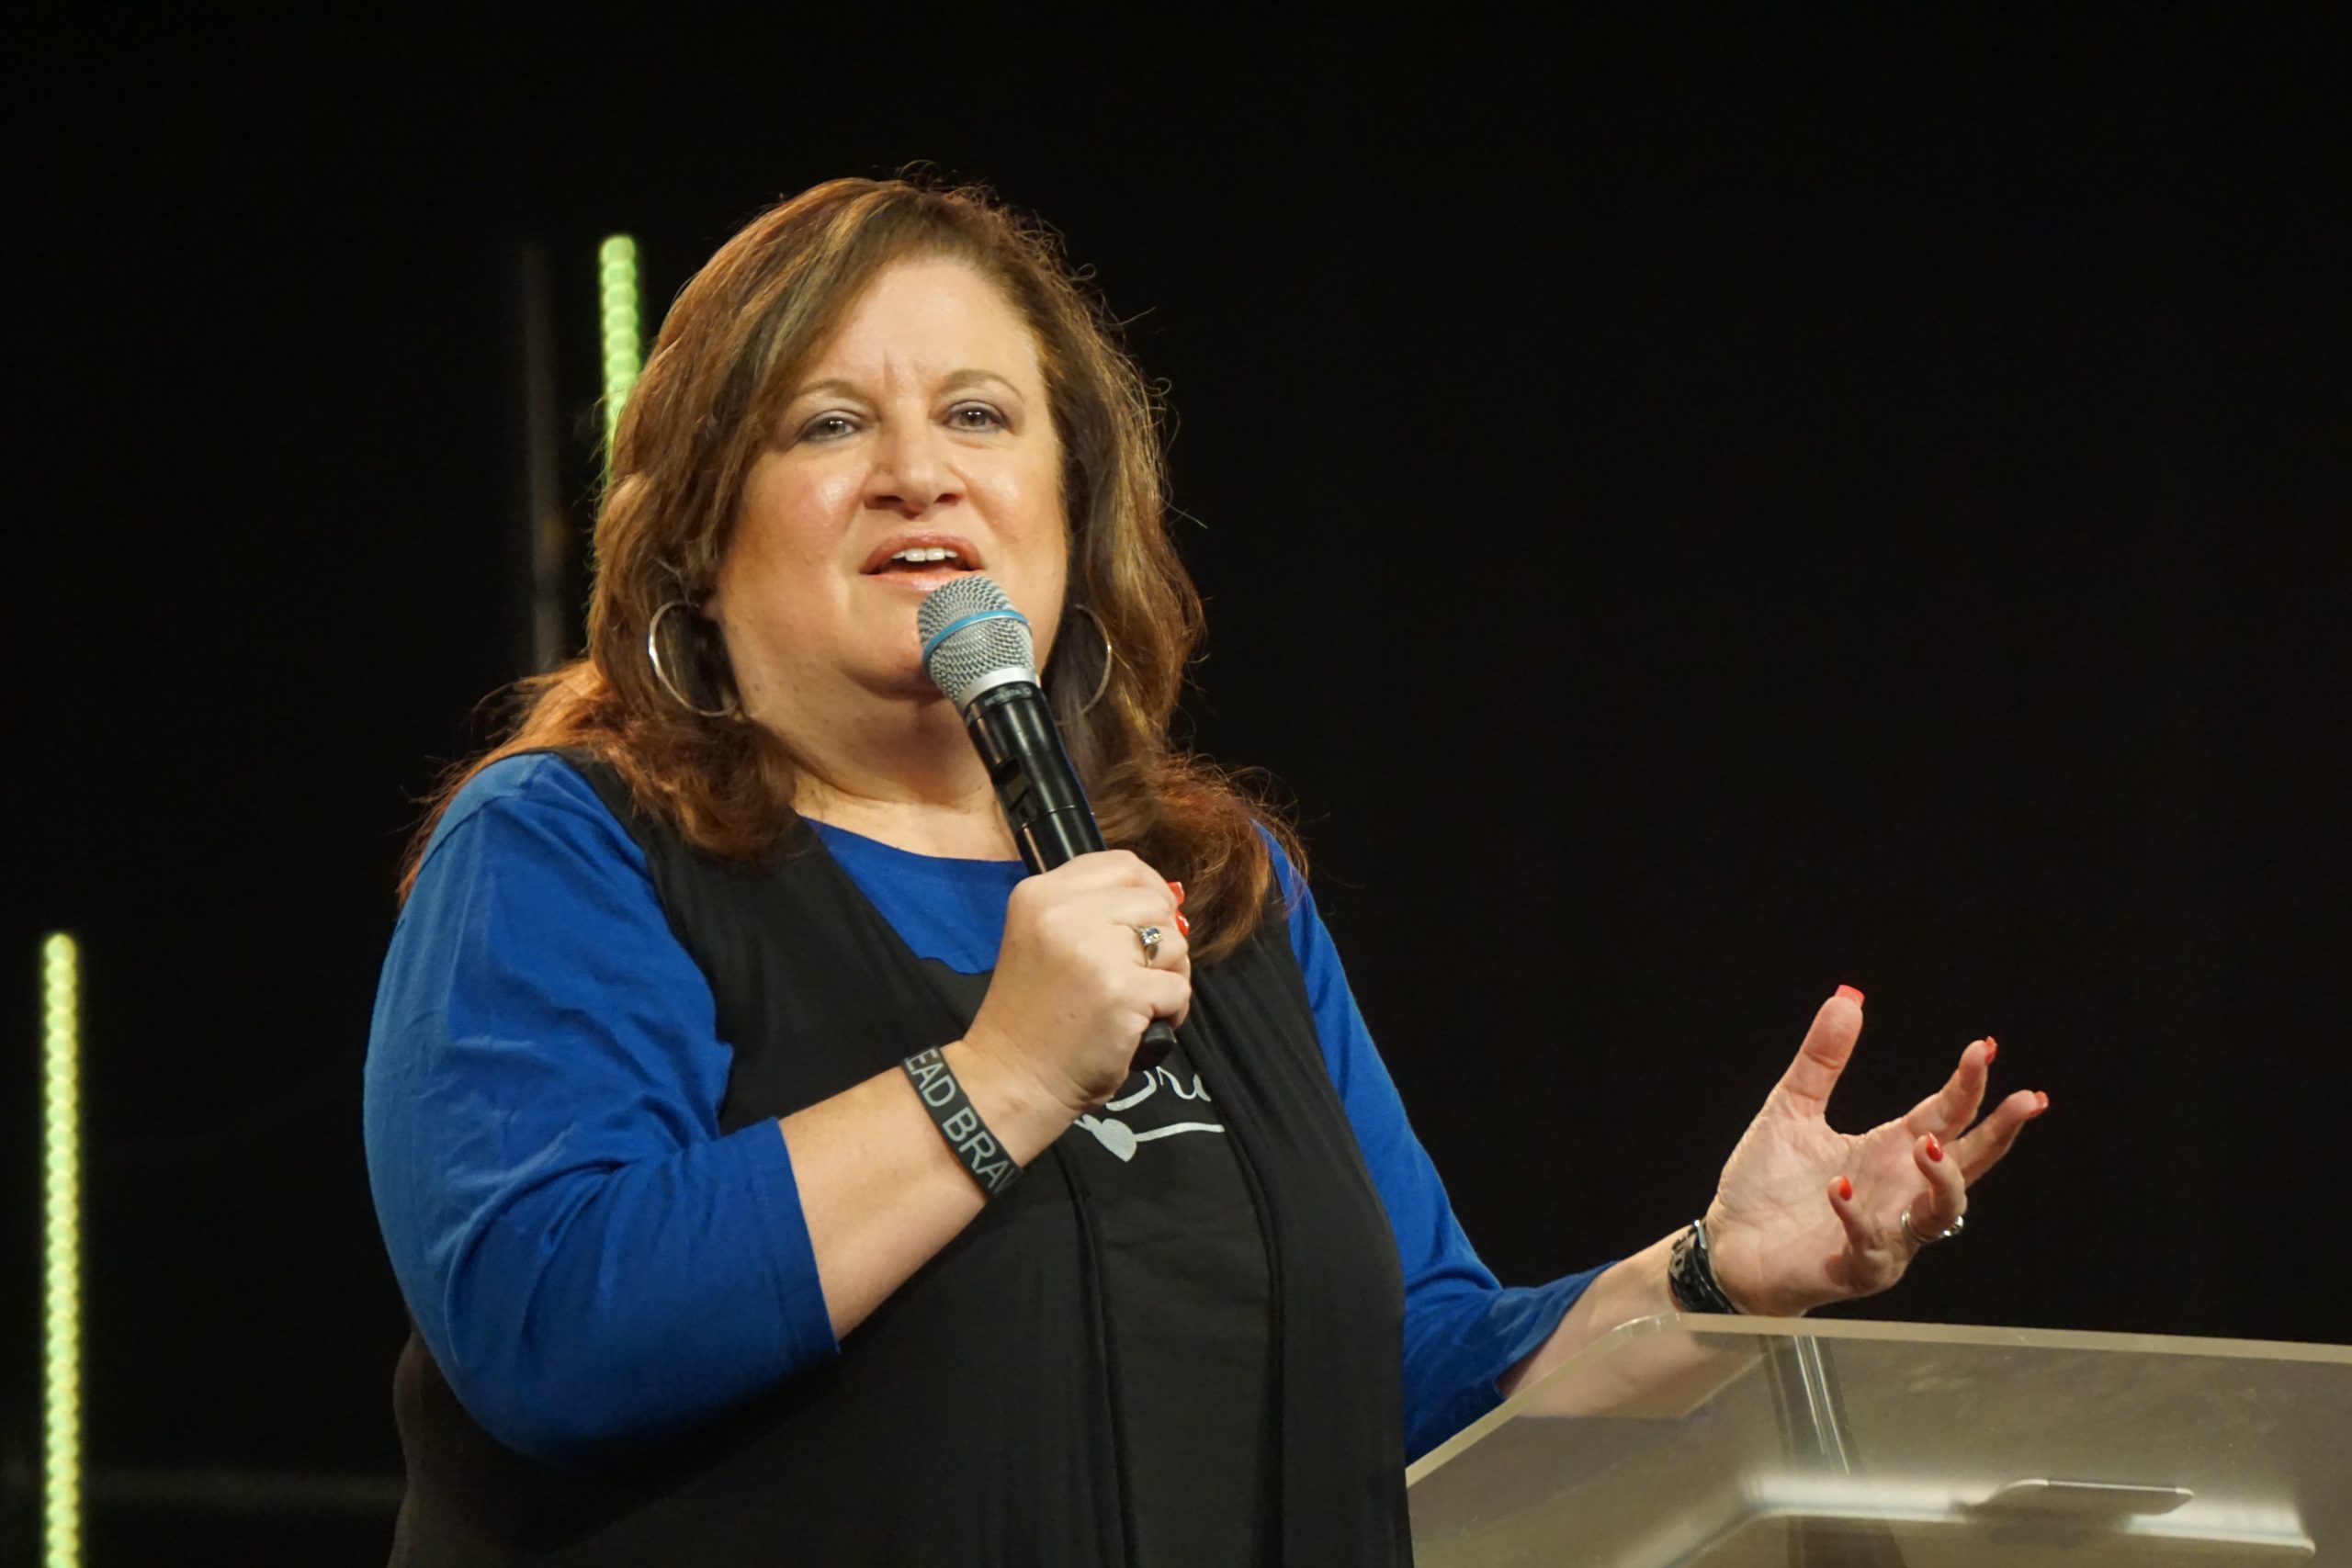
[
  {"x1": 1984, "y1": 1036, "x2": 1999, "y2": 1065},
  {"x1": 1837, "y1": 1176, "x2": 1854, "y2": 1201},
  {"x1": 1835, "y1": 984, "x2": 1865, "y2": 1004},
  {"x1": 1926, "y1": 1134, "x2": 1944, "y2": 1162},
  {"x1": 1168, "y1": 880, "x2": 1186, "y2": 906},
  {"x1": 1175, "y1": 911, "x2": 1191, "y2": 937}
]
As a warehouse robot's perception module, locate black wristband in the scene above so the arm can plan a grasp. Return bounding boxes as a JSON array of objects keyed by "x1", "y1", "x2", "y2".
[
  {"x1": 1667, "y1": 1217, "x2": 1744, "y2": 1315},
  {"x1": 903, "y1": 1048, "x2": 1021, "y2": 1198}
]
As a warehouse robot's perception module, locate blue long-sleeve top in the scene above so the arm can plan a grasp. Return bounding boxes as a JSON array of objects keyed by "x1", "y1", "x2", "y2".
[{"x1": 364, "y1": 752, "x2": 1604, "y2": 1467}]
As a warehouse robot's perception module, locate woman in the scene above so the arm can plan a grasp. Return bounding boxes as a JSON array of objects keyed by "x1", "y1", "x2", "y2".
[{"x1": 365, "y1": 177, "x2": 2050, "y2": 1564}]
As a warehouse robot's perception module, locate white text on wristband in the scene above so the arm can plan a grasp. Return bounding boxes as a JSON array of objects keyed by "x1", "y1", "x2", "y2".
[{"x1": 903, "y1": 1048, "x2": 1022, "y2": 1197}]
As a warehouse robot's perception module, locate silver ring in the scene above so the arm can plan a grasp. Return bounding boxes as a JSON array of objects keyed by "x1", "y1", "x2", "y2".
[
  {"x1": 1134, "y1": 924, "x2": 1163, "y2": 965},
  {"x1": 1901, "y1": 1207, "x2": 1966, "y2": 1247}
]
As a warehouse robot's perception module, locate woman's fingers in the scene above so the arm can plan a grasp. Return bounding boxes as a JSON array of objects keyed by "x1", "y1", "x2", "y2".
[
  {"x1": 1136, "y1": 921, "x2": 1189, "y2": 970},
  {"x1": 1900, "y1": 1038, "x2": 1994, "y2": 1140},
  {"x1": 1049, "y1": 848, "x2": 1179, "y2": 897},
  {"x1": 1102, "y1": 888, "x2": 1188, "y2": 970},
  {"x1": 1124, "y1": 915, "x2": 1191, "y2": 982},
  {"x1": 1906, "y1": 1132, "x2": 1969, "y2": 1241},
  {"x1": 1102, "y1": 881, "x2": 1182, "y2": 931},
  {"x1": 1949, "y1": 1088, "x2": 2050, "y2": 1183},
  {"x1": 1825, "y1": 1173, "x2": 1905, "y2": 1296},
  {"x1": 1769, "y1": 987, "x2": 1867, "y2": 1118},
  {"x1": 1826, "y1": 1172, "x2": 1879, "y2": 1256},
  {"x1": 1090, "y1": 875, "x2": 1190, "y2": 1021},
  {"x1": 985, "y1": 851, "x2": 1193, "y2": 1107},
  {"x1": 1030, "y1": 857, "x2": 1183, "y2": 958},
  {"x1": 1137, "y1": 966, "x2": 1193, "y2": 1029}
]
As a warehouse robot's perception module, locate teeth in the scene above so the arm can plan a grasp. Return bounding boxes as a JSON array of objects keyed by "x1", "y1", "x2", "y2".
[{"x1": 891, "y1": 547, "x2": 961, "y2": 565}]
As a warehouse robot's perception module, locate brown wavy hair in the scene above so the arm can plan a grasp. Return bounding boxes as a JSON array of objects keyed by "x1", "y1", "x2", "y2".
[{"x1": 401, "y1": 177, "x2": 1297, "y2": 962}]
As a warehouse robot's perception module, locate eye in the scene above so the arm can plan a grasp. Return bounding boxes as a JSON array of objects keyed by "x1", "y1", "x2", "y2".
[
  {"x1": 797, "y1": 412, "x2": 859, "y2": 443},
  {"x1": 947, "y1": 402, "x2": 1007, "y2": 432}
]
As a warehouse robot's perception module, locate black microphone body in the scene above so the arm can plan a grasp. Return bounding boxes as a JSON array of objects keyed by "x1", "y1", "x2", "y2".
[
  {"x1": 963, "y1": 681, "x2": 1110, "y2": 874},
  {"x1": 922, "y1": 578, "x2": 1177, "y2": 1073}
]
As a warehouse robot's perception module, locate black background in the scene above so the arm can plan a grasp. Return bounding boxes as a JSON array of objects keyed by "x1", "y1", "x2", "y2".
[{"x1": 10, "y1": 11, "x2": 2349, "y2": 1562}]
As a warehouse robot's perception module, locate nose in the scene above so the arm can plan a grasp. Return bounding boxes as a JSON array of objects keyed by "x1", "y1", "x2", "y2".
[{"x1": 864, "y1": 416, "x2": 960, "y2": 519}]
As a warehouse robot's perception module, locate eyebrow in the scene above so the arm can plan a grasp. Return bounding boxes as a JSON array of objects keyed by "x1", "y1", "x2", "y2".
[{"x1": 786, "y1": 368, "x2": 1022, "y2": 404}]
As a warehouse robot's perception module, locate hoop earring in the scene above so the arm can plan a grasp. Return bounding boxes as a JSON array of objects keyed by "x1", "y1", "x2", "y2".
[
  {"x1": 647, "y1": 599, "x2": 741, "y2": 719},
  {"x1": 1061, "y1": 604, "x2": 1115, "y2": 716}
]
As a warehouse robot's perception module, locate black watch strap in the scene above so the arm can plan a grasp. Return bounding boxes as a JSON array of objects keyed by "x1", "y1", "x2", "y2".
[{"x1": 1667, "y1": 1217, "x2": 1744, "y2": 1315}]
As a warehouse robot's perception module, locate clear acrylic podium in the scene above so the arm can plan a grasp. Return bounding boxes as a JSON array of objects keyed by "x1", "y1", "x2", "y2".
[{"x1": 1407, "y1": 1314, "x2": 2352, "y2": 1565}]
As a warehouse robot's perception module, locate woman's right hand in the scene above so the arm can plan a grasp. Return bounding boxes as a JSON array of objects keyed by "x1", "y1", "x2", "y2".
[
  {"x1": 781, "y1": 852, "x2": 1189, "y2": 1338},
  {"x1": 961, "y1": 851, "x2": 1190, "y2": 1115}
]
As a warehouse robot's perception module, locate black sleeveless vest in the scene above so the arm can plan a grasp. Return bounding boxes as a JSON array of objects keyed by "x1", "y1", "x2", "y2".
[{"x1": 386, "y1": 756, "x2": 1411, "y2": 1564}]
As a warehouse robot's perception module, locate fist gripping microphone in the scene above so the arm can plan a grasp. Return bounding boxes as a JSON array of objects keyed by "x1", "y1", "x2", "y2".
[{"x1": 919, "y1": 575, "x2": 1176, "y2": 1071}]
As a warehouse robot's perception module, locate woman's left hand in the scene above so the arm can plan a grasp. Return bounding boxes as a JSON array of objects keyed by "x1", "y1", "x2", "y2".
[{"x1": 1701, "y1": 987, "x2": 2051, "y2": 1317}]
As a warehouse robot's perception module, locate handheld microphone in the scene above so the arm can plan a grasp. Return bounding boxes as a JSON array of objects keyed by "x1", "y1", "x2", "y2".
[{"x1": 919, "y1": 575, "x2": 1175, "y2": 1072}]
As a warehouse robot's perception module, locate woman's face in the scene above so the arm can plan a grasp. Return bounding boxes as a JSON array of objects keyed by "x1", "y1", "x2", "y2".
[{"x1": 714, "y1": 255, "x2": 1068, "y2": 723}]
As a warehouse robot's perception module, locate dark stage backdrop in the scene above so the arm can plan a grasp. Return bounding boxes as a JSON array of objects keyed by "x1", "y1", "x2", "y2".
[{"x1": 11, "y1": 13, "x2": 2349, "y2": 1563}]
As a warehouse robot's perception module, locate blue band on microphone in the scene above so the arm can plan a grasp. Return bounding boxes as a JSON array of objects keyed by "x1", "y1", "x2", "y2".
[{"x1": 920, "y1": 607, "x2": 1031, "y2": 668}]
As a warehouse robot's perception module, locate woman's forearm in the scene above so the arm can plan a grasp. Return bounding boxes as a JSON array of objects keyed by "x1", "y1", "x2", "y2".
[
  {"x1": 1497, "y1": 1233, "x2": 1767, "y2": 1419},
  {"x1": 413, "y1": 1038, "x2": 1073, "y2": 1464},
  {"x1": 1498, "y1": 1234, "x2": 1679, "y2": 1398},
  {"x1": 780, "y1": 1037, "x2": 1079, "y2": 1338}
]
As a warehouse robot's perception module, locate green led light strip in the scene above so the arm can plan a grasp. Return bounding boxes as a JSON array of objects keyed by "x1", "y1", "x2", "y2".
[
  {"x1": 42, "y1": 932, "x2": 82, "y2": 1568},
  {"x1": 598, "y1": 235, "x2": 642, "y2": 457}
]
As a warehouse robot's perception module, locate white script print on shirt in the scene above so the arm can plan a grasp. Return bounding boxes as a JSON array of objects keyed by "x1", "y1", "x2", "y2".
[{"x1": 1073, "y1": 1065, "x2": 1225, "y2": 1162}]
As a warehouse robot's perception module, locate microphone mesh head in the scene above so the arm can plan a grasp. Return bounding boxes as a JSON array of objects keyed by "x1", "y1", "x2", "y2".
[{"x1": 918, "y1": 574, "x2": 1038, "y2": 707}]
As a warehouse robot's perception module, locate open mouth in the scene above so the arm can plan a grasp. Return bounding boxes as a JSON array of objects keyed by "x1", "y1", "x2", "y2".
[
  {"x1": 873, "y1": 546, "x2": 969, "y2": 573},
  {"x1": 862, "y1": 536, "x2": 983, "y2": 576}
]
